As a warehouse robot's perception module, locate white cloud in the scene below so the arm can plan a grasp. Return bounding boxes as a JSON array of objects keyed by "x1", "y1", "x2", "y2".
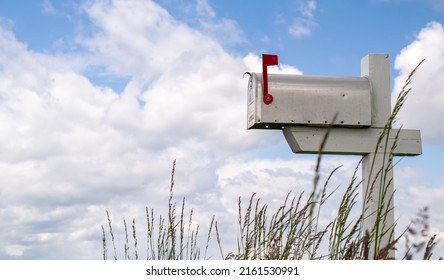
[
  {"x1": 243, "y1": 52, "x2": 303, "y2": 74},
  {"x1": 80, "y1": 0, "x2": 205, "y2": 81},
  {"x1": 289, "y1": 20, "x2": 314, "y2": 38},
  {"x1": 299, "y1": 0, "x2": 317, "y2": 19},
  {"x1": 4, "y1": 245, "x2": 26, "y2": 257},
  {"x1": 216, "y1": 157, "x2": 361, "y2": 210},
  {"x1": 392, "y1": 21, "x2": 444, "y2": 142},
  {"x1": 391, "y1": 22, "x2": 444, "y2": 256},
  {"x1": 194, "y1": 0, "x2": 245, "y2": 46},
  {"x1": 395, "y1": 184, "x2": 444, "y2": 257},
  {"x1": 196, "y1": 0, "x2": 216, "y2": 18},
  {"x1": 288, "y1": 0, "x2": 318, "y2": 38}
]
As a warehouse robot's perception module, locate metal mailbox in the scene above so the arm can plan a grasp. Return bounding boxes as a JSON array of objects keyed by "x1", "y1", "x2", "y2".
[
  {"x1": 245, "y1": 54, "x2": 423, "y2": 259},
  {"x1": 247, "y1": 72, "x2": 372, "y2": 129}
]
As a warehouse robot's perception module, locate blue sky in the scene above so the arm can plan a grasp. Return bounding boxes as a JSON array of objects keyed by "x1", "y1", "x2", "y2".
[{"x1": 0, "y1": 0, "x2": 443, "y2": 259}]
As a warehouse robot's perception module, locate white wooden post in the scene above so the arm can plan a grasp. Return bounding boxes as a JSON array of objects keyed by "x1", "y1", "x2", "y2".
[{"x1": 360, "y1": 54, "x2": 395, "y2": 258}]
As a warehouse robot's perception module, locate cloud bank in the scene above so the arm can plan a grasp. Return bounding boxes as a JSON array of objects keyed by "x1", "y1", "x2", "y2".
[{"x1": 393, "y1": 21, "x2": 444, "y2": 142}]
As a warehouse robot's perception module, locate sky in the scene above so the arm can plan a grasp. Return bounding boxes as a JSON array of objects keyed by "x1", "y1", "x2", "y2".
[{"x1": 0, "y1": 0, "x2": 443, "y2": 260}]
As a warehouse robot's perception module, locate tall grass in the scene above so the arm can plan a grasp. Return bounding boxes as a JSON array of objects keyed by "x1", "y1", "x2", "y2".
[
  {"x1": 102, "y1": 60, "x2": 441, "y2": 260},
  {"x1": 103, "y1": 160, "x2": 218, "y2": 260}
]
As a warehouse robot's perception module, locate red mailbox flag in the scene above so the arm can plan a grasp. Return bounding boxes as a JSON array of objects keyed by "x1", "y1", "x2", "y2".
[{"x1": 262, "y1": 54, "x2": 278, "y2": 105}]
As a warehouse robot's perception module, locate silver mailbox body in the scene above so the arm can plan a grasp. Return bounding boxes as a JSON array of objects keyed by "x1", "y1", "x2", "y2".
[{"x1": 247, "y1": 73, "x2": 372, "y2": 129}]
